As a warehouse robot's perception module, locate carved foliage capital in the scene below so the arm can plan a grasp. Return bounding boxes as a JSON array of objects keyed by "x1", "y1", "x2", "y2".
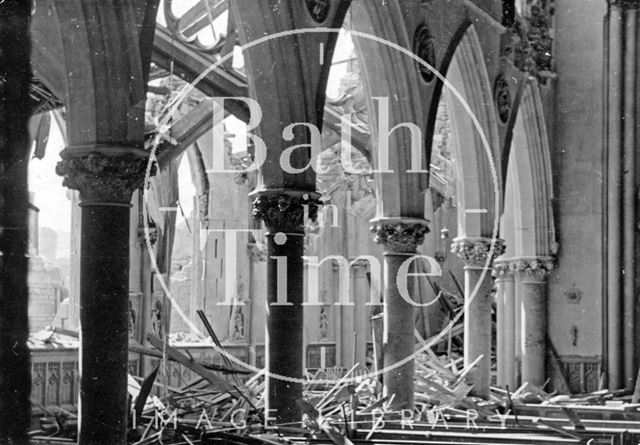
[
  {"x1": 451, "y1": 238, "x2": 506, "y2": 268},
  {"x1": 492, "y1": 260, "x2": 514, "y2": 278},
  {"x1": 511, "y1": 257, "x2": 556, "y2": 280},
  {"x1": 252, "y1": 193, "x2": 320, "y2": 233},
  {"x1": 56, "y1": 153, "x2": 152, "y2": 204},
  {"x1": 494, "y1": 74, "x2": 512, "y2": 124},
  {"x1": 370, "y1": 222, "x2": 429, "y2": 253},
  {"x1": 247, "y1": 243, "x2": 267, "y2": 262}
]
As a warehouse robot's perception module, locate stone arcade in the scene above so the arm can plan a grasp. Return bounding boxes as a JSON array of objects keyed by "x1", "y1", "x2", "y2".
[{"x1": 0, "y1": 0, "x2": 637, "y2": 444}]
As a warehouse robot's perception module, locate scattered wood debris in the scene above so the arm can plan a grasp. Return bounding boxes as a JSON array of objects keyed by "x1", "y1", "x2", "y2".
[{"x1": 28, "y1": 326, "x2": 640, "y2": 445}]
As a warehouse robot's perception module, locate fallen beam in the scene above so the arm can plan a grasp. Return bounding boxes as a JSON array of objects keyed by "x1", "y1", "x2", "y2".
[
  {"x1": 146, "y1": 334, "x2": 239, "y2": 397},
  {"x1": 51, "y1": 327, "x2": 250, "y2": 374}
]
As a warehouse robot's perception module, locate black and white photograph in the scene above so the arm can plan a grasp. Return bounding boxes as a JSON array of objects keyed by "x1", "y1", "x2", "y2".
[{"x1": 0, "y1": 0, "x2": 635, "y2": 444}]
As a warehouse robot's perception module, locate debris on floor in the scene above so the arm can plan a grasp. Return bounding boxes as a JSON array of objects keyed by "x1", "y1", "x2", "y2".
[{"x1": 28, "y1": 331, "x2": 640, "y2": 445}]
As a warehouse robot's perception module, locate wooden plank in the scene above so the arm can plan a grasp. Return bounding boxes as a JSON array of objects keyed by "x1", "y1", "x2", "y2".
[
  {"x1": 152, "y1": 24, "x2": 249, "y2": 116},
  {"x1": 531, "y1": 418, "x2": 585, "y2": 441},
  {"x1": 546, "y1": 334, "x2": 572, "y2": 393},
  {"x1": 298, "y1": 400, "x2": 355, "y2": 445},
  {"x1": 177, "y1": 0, "x2": 227, "y2": 40},
  {"x1": 51, "y1": 327, "x2": 249, "y2": 375},
  {"x1": 156, "y1": 99, "x2": 217, "y2": 167},
  {"x1": 147, "y1": 334, "x2": 239, "y2": 396},
  {"x1": 561, "y1": 407, "x2": 586, "y2": 431},
  {"x1": 134, "y1": 364, "x2": 160, "y2": 420},
  {"x1": 453, "y1": 354, "x2": 484, "y2": 388}
]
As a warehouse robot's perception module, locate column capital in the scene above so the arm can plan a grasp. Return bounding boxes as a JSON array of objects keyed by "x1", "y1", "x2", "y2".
[
  {"x1": 510, "y1": 256, "x2": 556, "y2": 281},
  {"x1": 247, "y1": 243, "x2": 267, "y2": 262},
  {"x1": 370, "y1": 218, "x2": 430, "y2": 253},
  {"x1": 609, "y1": 0, "x2": 640, "y2": 8},
  {"x1": 492, "y1": 257, "x2": 515, "y2": 279},
  {"x1": 251, "y1": 189, "x2": 321, "y2": 234},
  {"x1": 56, "y1": 147, "x2": 151, "y2": 205},
  {"x1": 451, "y1": 237, "x2": 506, "y2": 269}
]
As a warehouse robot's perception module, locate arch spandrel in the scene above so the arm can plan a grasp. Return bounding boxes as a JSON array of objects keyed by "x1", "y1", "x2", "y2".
[
  {"x1": 441, "y1": 26, "x2": 502, "y2": 238},
  {"x1": 500, "y1": 80, "x2": 556, "y2": 260},
  {"x1": 349, "y1": 1, "x2": 505, "y2": 226},
  {"x1": 350, "y1": 0, "x2": 429, "y2": 221},
  {"x1": 506, "y1": 117, "x2": 534, "y2": 255},
  {"x1": 496, "y1": 63, "x2": 529, "y2": 190},
  {"x1": 419, "y1": 3, "x2": 513, "y2": 225},
  {"x1": 31, "y1": 0, "x2": 66, "y2": 103},
  {"x1": 31, "y1": 0, "x2": 158, "y2": 149},
  {"x1": 229, "y1": 0, "x2": 352, "y2": 192},
  {"x1": 419, "y1": 1, "x2": 504, "y2": 163}
]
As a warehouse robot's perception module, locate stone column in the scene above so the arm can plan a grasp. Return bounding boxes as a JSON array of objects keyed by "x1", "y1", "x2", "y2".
[
  {"x1": 57, "y1": 149, "x2": 149, "y2": 444},
  {"x1": 514, "y1": 270, "x2": 522, "y2": 381},
  {"x1": 69, "y1": 190, "x2": 82, "y2": 330},
  {"x1": 371, "y1": 219, "x2": 429, "y2": 411},
  {"x1": 621, "y1": 1, "x2": 638, "y2": 390},
  {"x1": 247, "y1": 242, "x2": 266, "y2": 367},
  {"x1": 252, "y1": 192, "x2": 319, "y2": 424},
  {"x1": 512, "y1": 257, "x2": 555, "y2": 387},
  {"x1": 493, "y1": 259, "x2": 516, "y2": 389},
  {"x1": 604, "y1": 0, "x2": 640, "y2": 390},
  {"x1": 341, "y1": 259, "x2": 355, "y2": 367},
  {"x1": 0, "y1": 2, "x2": 32, "y2": 442},
  {"x1": 137, "y1": 208, "x2": 157, "y2": 377},
  {"x1": 352, "y1": 259, "x2": 370, "y2": 370},
  {"x1": 452, "y1": 238, "x2": 505, "y2": 398},
  {"x1": 189, "y1": 196, "x2": 200, "y2": 324}
]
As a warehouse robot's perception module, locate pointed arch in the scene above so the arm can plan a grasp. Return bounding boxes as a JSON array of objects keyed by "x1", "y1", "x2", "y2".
[
  {"x1": 443, "y1": 25, "x2": 502, "y2": 238},
  {"x1": 350, "y1": 0, "x2": 429, "y2": 222},
  {"x1": 501, "y1": 80, "x2": 556, "y2": 258}
]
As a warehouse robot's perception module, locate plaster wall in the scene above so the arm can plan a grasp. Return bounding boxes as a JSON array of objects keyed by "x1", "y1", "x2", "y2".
[{"x1": 547, "y1": 0, "x2": 605, "y2": 359}]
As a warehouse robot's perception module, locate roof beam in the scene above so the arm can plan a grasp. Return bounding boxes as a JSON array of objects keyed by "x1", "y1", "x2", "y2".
[{"x1": 177, "y1": 0, "x2": 228, "y2": 40}]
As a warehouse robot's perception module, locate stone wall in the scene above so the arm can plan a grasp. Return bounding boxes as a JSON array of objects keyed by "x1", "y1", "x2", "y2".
[{"x1": 547, "y1": 0, "x2": 605, "y2": 361}]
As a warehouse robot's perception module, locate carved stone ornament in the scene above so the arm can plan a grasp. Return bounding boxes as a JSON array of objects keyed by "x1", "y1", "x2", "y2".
[
  {"x1": 370, "y1": 222, "x2": 429, "y2": 253},
  {"x1": 319, "y1": 305, "x2": 329, "y2": 339},
  {"x1": 137, "y1": 222, "x2": 158, "y2": 246},
  {"x1": 198, "y1": 194, "x2": 209, "y2": 224},
  {"x1": 231, "y1": 306, "x2": 245, "y2": 341},
  {"x1": 564, "y1": 284, "x2": 582, "y2": 304},
  {"x1": 252, "y1": 193, "x2": 321, "y2": 233},
  {"x1": 451, "y1": 238, "x2": 506, "y2": 268},
  {"x1": 511, "y1": 257, "x2": 556, "y2": 280},
  {"x1": 305, "y1": 0, "x2": 330, "y2": 23},
  {"x1": 247, "y1": 243, "x2": 267, "y2": 262},
  {"x1": 494, "y1": 74, "x2": 512, "y2": 124},
  {"x1": 503, "y1": 1, "x2": 554, "y2": 82},
  {"x1": 414, "y1": 25, "x2": 437, "y2": 83},
  {"x1": 434, "y1": 252, "x2": 447, "y2": 264},
  {"x1": 492, "y1": 259, "x2": 514, "y2": 279},
  {"x1": 56, "y1": 152, "x2": 152, "y2": 204}
]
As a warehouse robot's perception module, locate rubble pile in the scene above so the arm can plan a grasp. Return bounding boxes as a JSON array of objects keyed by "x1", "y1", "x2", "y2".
[
  {"x1": 27, "y1": 328, "x2": 640, "y2": 445},
  {"x1": 28, "y1": 356, "x2": 640, "y2": 443}
]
